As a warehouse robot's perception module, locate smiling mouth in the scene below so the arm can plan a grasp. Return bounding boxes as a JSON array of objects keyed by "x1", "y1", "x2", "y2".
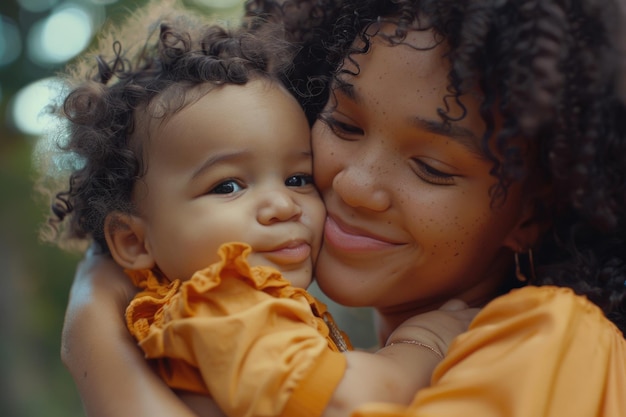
[{"x1": 324, "y1": 216, "x2": 402, "y2": 253}]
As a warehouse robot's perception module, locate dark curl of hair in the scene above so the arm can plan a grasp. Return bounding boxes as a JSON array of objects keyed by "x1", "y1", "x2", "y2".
[
  {"x1": 244, "y1": 0, "x2": 626, "y2": 334},
  {"x1": 44, "y1": 9, "x2": 294, "y2": 252}
]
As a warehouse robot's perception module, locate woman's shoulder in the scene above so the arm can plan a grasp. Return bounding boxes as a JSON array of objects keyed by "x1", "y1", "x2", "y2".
[
  {"x1": 474, "y1": 285, "x2": 623, "y2": 338},
  {"x1": 470, "y1": 286, "x2": 624, "y2": 339},
  {"x1": 459, "y1": 286, "x2": 626, "y2": 359},
  {"x1": 413, "y1": 286, "x2": 626, "y2": 417}
]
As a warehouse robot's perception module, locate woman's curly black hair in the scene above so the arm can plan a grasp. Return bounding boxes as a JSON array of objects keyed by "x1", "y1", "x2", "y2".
[
  {"x1": 244, "y1": 0, "x2": 626, "y2": 334},
  {"x1": 39, "y1": 3, "x2": 294, "y2": 252}
]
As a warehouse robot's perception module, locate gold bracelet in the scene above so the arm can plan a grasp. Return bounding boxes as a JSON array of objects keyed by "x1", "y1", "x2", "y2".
[{"x1": 386, "y1": 339, "x2": 444, "y2": 359}]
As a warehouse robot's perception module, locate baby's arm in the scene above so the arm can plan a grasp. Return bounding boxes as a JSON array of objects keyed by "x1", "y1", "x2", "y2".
[
  {"x1": 63, "y1": 246, "x2": 476, "y2": 417},
  {"x1": 178, "y1": 283, "x2": 477, "y2": 417},
  {"x1": 61, "y1": 249, "x2": 223, "y2": 417},
  {"x1": 323, "y1": 301, "x2": 478, "y2": 417}
]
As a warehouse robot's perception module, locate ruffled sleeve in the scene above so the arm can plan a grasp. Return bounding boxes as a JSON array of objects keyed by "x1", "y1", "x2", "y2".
[
  {"x1": 125, "y1": 242, "x2": 349, "y2": 417},
  {"x1": 352, "y1": 285, "x2": 626, "y2": 417}
]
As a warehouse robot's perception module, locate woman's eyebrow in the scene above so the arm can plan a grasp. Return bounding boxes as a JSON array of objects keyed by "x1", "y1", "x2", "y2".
[
  {"x1": 333, "y1": 80, "x2": 358, "y2": 102},
  {"x1": 410, "y1": 117, "x2": 486, "y2": 159},
  {"x1": 333, "y1": 81, "x2": 487, "y2": 159}
]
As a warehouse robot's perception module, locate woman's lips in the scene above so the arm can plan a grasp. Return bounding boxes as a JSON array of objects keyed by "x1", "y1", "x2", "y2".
[{"x1": 323, "y1": 216, "x2": 401, "y2": 252}]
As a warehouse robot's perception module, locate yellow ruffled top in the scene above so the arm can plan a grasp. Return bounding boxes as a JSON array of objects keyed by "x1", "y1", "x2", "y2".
[{"x1": 125, "y1": 242, "x2": 350, "y2": 417}]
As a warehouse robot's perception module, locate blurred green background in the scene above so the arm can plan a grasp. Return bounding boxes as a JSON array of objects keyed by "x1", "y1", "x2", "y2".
[
  {"x1": 0, "y1": 1, "x2": 375, "y2": 416},
  {"x1": 0, "y1": 1, "x2": 248, "y2": 416}
]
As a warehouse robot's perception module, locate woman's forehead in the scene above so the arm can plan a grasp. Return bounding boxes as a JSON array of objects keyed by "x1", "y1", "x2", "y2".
[{"x1": 336, "y1": 30, "x2": 488, "y2": 142}]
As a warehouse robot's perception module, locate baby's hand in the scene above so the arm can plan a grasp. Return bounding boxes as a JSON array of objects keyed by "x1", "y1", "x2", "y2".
[{"x1": 385, "y1": 300, "x2": 480, "y2": 357}]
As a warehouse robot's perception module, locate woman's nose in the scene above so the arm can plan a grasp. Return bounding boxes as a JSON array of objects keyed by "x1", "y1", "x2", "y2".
[
  {"x1": 332, "y1": 163, "x2": 392, "y2": 212},
  {"x1": 256, "y1": 189, "x2": 303, "y2": 225}
]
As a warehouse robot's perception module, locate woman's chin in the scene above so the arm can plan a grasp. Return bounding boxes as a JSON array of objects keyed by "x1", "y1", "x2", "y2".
[{"x1": 315, "y1": 251, "x2": 376, "y2": 307}]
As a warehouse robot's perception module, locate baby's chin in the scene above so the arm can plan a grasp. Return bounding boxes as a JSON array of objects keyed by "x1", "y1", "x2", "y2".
[{"x1": 278, "y1": 267, "x2": 314, "y2": 290}]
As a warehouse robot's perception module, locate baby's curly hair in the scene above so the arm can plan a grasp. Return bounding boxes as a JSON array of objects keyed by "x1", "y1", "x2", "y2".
[
  {"x1": 244, "y1": 0, "x2": 626, "y2": 333},
  {"x1": 37, "y1": 2, "x2": 294, "y2": 252}
]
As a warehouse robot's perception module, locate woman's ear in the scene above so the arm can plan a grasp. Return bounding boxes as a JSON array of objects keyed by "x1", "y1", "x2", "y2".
[
  {"x1": 503, "y1": 217, "x2": 542, "y2": 253},
  {"x1": 104, "y1": 212, "x2": 155, "y2": 270},
  {"x1": 503, "y1": 192, "x2": 551, "y2": 252}
]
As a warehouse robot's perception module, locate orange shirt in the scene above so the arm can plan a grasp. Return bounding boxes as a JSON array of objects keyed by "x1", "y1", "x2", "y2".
[
  {"x1": 126, "y1": 242, "x2": 626, "y2": 417},
  {"x1": 125, "y1": 242, "x2": 350, "y2": 417},
  {"x1": 352, "y1": 286, "x2": 626, "y2": 417}
]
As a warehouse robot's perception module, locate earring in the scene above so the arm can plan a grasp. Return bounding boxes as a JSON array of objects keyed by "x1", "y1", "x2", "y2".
[
  {"x1": 514, "y1": 252, "x2": 527, "y2": 282},
  {"x1": 514, "y1": 249, "x2": 536, "y2": 283},
  {"x1": 528, "y1": 248, "x2": 536, "y2": 282}
]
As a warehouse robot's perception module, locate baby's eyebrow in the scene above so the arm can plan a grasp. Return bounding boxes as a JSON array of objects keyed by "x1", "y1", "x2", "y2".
[{"x1": 191, "y1": 150, "x2": 251, "y2": 179}]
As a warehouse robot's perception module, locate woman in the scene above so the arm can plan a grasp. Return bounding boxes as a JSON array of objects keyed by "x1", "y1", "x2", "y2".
[{"x1": 60, "y1": 0, "x2": 626, "y2": 416}]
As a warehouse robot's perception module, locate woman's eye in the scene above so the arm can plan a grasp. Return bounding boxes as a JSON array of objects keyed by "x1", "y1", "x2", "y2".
[
  {"x1": 285, "y1": 174, "x2": 314, "y2": 187},
  {"x1": 319, "y1": 113, "x2": 363, "y2": 137},
  {"x1": 414, "y1": 160, "x2": 456, "y2": 185},
  {"x1": 209, "y1": 179, "x2": 244, "y2": 194}
]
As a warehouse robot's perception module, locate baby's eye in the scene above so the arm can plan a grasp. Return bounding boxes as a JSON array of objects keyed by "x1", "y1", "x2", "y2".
[
  {"x1": 209, "y1": 179, "x2": 244, "y2": 194},
  {"x1": 285, "y1": 174, "x2": 314, "y2": 187},
  {"x1": 413, "y1": 160, "x2": 456, "y2": 186},
  {"x1": 319, "y1": 113, "x2": 364, "y2": 137}
]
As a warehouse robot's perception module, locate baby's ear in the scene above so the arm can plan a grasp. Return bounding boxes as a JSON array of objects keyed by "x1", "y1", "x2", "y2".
[{"x1": 104, "y1": 212, "x2": 155, "y2": 270}]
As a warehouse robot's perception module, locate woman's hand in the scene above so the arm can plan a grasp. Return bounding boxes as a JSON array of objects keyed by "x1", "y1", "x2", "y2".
[
  {"x1": 61, "y1": 244, "x2": 207, "y2": 417},
  {"x1": 61, "y1": 243, "x2": 136, "y2": 377}
]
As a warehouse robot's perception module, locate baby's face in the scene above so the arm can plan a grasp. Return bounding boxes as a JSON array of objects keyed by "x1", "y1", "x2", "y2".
[{"x1": 134, "y1": 79, "x2": 324, "y2": 289}]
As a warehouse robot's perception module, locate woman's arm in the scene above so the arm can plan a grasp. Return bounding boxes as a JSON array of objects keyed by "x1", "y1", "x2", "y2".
[{"x1": 61, "y1": 248, "x2": 221, "y2": 417}]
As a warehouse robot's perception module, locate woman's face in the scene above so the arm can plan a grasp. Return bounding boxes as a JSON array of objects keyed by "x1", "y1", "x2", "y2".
[{"x1": 312, "y1": 25, "x2": 531, "y2": 316}]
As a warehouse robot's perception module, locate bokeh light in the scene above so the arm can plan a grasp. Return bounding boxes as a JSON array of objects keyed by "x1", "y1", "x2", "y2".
[
  {"x1": 9, "y1": 76, "x2": 65, "y2": 137},
  {"x1": 26, "y1": 4, "x2": 95, "y2": 65}
]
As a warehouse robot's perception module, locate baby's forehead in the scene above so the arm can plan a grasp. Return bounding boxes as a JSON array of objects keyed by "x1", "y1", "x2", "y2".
[
  {"x1": 134, "y1": 77, "x2": 306, "y2": 157},
  {"x1": 130, "y1": 83, "x2": 218, "y2": 146},
  {"x1": 143, "y1": 83, "x2": 216, "y2": 120},
  {"x1": 139, "y1": 77, "x2": 282, "y2": 129}
]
